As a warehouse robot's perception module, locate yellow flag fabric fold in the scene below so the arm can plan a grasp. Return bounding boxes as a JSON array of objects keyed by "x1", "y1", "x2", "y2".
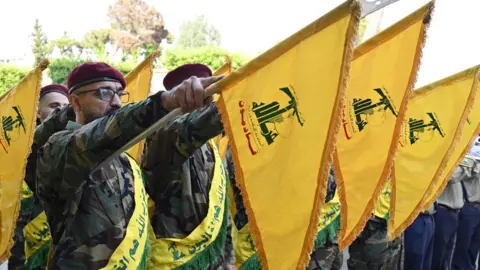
[
  {"x1": 390, "y1": 66, "x2": 479, "y2": 239},
  {"x1": 334, "y1": 2, "x2": 433, "y2": 248},
  {"x1": 0, "y1": 60, "x2": 48, "y2": 261},
  {"x1": 213, "y1": 59, "x2": 232, "y2": 147},
  {"x1": 125, "y1": 51, "x2": 159, "y2": 162},
  {"x1": 421, "y1": 66, "x2": 480, "y2": 210},
  {"x1": 215, "y1": 1, "x2": 360, "y2": 268}
]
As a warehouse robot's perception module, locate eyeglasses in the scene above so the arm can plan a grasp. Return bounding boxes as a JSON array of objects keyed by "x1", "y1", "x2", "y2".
[{"x1": 75, "y1": 87, "x2": 130, "y2": 103}]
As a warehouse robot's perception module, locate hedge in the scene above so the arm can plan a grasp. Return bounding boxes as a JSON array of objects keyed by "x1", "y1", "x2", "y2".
[
  {"x1": 0, "y1": 65, "x2": 30, "y2": 96},
  {"x1": 162, "y1": 47, "x2": 250, "y2": 72},
  {"x1": 48, "y1": 58, "x2": 135, "y2": 85}
]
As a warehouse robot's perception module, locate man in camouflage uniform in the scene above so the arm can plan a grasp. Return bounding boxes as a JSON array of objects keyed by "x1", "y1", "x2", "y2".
[
  {"x1": 9, "y1": 84, "x2": 69, "y2": 270},
  {"x1": 347, "y1": 185, "x2": 402, "y2": 270},
  {"x1": 141, "y1": 64, "x2": 235, "y2": 269},
  {"x1": 347, "y1": 218, "x2": 402, "y2": 270},
  {"x1": 35, "y1": 62, "x2": 221, "y2": 269},
  {"x1": 308, "y1": 166, "x2": 343, "y2": 270}
]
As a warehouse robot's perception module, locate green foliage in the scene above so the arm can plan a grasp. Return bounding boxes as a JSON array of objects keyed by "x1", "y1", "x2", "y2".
[
  {"x1": 48, "y1": 58, "x2": 135, "y2": 85},
  {"x1": 163, "y1": 47, "x2": 250, "y2": 71},
  {"x1": 49, "y1": 32, "x2": 84, "y2": 58},
  {"x1": 48, "y1": 58, "x2": 85, "y2": 85},
  {"x1": 31, "y1": 19, "x2": 49, "y2": 66},
  {"x1": 83, "y1": 29, "x2": 111, "y2": 61},
  {"x1": 176, "y1": 15, "x2": 221, "y2": 48},
  {"x1": 0, "y1": 65, "x2": 30, "y2": 96},
  {"x1": 166, "y1": 33, "x2": 175, "y2": 44},
  {"x1": 114, "y1": 61, "x2": 135, "y2": 75}
]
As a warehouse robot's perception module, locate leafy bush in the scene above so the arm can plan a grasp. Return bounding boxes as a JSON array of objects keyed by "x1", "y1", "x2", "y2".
[
  {"x1": 48, "y1": 58, "x2": 135, "y2": 85},
  {"x1": 114, "y1": 61, "x2": 135, "y2": 75},
  {"x1": 48, "y1": 58, "x2": 85, "y2": 85},
  {"x1": 162, "y1": 46, "x2": 250, "y2": 72},
  {"x1": 0, "y1": 65, "x2": 30, "y2": 96}
]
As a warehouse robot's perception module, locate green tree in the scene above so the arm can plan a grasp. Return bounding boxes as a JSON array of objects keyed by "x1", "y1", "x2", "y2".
[
  {"x1": 176, "y1": 15, "x2": 221, "y2": 48},
  {"x1": 0, "y1": 65, "x2": 29, "y2": 95},
  {"x1": 31, "y1": 19, "x2": 49, "y2": 66},
  {"x1": 163, "y1": 47, "x2": 249, "y2": 71},
  {"x1": 83, "y1": 29, "x2": 111, "y2": 61},
  {"x1": 49, "y1": 32, "x2": 83, "y2": 58},
  {"x1": 108, "y1": 0, "x2": 169, "y2": 61}
]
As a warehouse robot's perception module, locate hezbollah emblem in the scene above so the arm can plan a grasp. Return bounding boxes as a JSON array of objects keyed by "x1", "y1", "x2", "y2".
[
  {"x1": 400, "y1": 112, "x2": 445, "y2": 146},
  {"x1": 0, "y1": 105, "x2": 26, "y2": 153},
  {"x1": 238, "y1": 86, "x2": 305, "y2": 155},
  {"x1": 342, "y1": 87, "x2": 398, "y2": 140}
]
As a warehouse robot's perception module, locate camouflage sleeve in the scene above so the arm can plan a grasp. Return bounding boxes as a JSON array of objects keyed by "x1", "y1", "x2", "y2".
[
  {"x1": 141, "y1": 102, "x2": 223, "y2": 194},
  {"x1": 24, "y1": 105, "x2": 75, "y2": 190},
  {"x1": 166, "y1": 102, "x2": 223, "y2": 158},
  {"x1": 37, "y1": 91, "x2": 167, "y2": 196}
]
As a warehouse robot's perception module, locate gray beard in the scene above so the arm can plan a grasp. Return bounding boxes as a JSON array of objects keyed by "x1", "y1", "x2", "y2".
[{"x1": 83, "y1": 107, "x2": 119, "y2": 124}]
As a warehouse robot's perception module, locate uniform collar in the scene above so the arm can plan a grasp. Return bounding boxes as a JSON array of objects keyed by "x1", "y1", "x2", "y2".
[{"x1": 66, "y1": 121, "x2": 83, "y2": 131}]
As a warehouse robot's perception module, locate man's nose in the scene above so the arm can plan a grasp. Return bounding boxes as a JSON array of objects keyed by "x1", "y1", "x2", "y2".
[{"x1": 110, "y1": 93, "x2": 122, "y2": 107}]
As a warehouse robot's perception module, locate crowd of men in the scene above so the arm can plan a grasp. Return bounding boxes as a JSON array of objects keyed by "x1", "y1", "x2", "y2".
[{"x1": 1, "y1": 61, "x2": 480, "y2": 269}]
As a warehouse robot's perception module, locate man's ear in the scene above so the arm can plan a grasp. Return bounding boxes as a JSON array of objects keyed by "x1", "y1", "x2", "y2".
[{"x1": 69, "y1": 95, "x2": 80, "y2": 111}]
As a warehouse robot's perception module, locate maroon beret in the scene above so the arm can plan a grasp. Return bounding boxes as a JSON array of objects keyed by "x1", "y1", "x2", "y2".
[
  {"x1": 40, "y1": 84, "x2": 68, "y2": 99},
  {"x1": 163, "y1": 64, "x2": 212, "y2": 90},
  {"x1": 67, "y1": 62, "x2": 126, "y2": 94}
]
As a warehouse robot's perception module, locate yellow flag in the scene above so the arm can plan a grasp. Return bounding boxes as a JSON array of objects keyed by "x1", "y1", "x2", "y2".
[
  {"x1": 421, "y1": 66, "x2": 480, "y2": 209},
  {"x1": 0, "y1": 60, "x2": 48, "y2": 261},
  {"x1": 389, "y1": 66, "x2": 479, "y2": 238},
  {"x1": 125, "y1": 51, "x2": 159, "y2": 162},
  {"x1": 334, "y1": 2, "x2": 433, "y2": 248},
  {"x1": 213, "y1": 59, "x2": 232, "y2": 147},
  {"x1": 214, "y1": 1, "x2": 360, "y2": 268}
]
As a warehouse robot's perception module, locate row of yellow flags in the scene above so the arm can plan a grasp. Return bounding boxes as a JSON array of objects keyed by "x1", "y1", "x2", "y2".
[{"x1": 1, "y1": 0, "x2": 479, "y2": 269}]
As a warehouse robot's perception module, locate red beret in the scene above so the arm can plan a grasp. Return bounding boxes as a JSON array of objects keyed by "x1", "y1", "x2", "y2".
[
  {"x1": 40, "y1": 84, "x2": 68, "y2": 99},
  {"x1": 163, "y1": 64, "x2": 212, "y2": 90},
  {"x1": 67, "y1": 62, "x2": 126, "y2": 94}
]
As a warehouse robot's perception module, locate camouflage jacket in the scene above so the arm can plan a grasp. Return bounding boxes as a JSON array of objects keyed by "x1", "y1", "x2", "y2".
[
  {"x1": 141, "y1": 102, "x2": 235, "y2": 267},
  {"x1": 35, "y1": 92, "x2": 168, "y2": 269},
  {"x1": 10, "y1": 106, "x2": 75, "y2": 270}
]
